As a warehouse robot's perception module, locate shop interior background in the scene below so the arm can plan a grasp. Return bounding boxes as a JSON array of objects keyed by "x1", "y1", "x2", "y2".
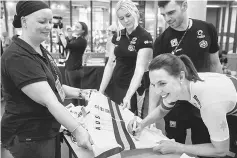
[{"x1": 1, "y1": 0, "x2": 237, "y2": 60}]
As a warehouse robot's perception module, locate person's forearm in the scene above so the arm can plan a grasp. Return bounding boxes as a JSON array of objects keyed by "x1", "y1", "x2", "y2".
[
  {"x1": 141, "y1": 106, "x2": 168, "y2": 128},
  {"x1": 59, "y1": 35, "x2": 67, "y2": 48},
  {"x1": 210, "y1": 62, "x2": 222, "y2": 73},
  {"x1": 125, "y1": 69, "x2": 144, "y2": 99},
  {"x1": 177, "y1": 143, "x2": 227, "y2": 157},
  {"x1": 210, "y1": 52, "x2": 223, "y2": 74},
  {"x1": 47, "y1": 100, "x2": 81, "y2": 132},
  {"x1": 148, "y1": 85, "x2": 162, "y2": 114},
  {"x1": 62, "y1": 85, "x2": 80, "y2": 99},
  {"x1": 99, "y1": 63, "x2": 115, "y2": 92}
]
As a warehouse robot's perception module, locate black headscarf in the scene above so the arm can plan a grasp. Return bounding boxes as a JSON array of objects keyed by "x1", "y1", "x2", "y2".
[{"x1": 13, "y1": 1, "x2": 49, "y2": 28}]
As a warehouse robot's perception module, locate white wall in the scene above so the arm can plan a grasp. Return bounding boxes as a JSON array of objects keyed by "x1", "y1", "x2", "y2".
[{"x1": 187, "y1": 0, "x2": 207, "y2": 21}]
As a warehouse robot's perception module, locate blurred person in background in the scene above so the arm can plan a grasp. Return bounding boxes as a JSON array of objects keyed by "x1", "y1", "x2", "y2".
[
  {"x1": 219, "y1": 50, "x2": 228, "y2": 67},
  {"x1": 59, "y1": 26, "x2": 73, "y2": 58},
  {"x1": 99, "y1": 0, "x2": 153, "y2": 114},
  {"x1": 65, "y1": 27, "x2": 73, "y2": 43},
  {"x1": 1, "y1": 1, "x2": 93, "y2": 158},
  {"x1": 1, "y1": 39, "x2": 3, "y2": 101},
  {"x1": 1, "y1": 31, "x2": 12, "y2": 52},
  {"x1": 105, "y1": 24, "x2": 117, "y2": 64},
  {"x1": 59, "y1": 21, "x2": 88, "y2": 106}
]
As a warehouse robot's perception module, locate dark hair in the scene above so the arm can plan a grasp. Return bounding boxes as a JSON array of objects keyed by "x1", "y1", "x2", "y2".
[
  {"x1": 79, "y1": 22, "x2": 88, "y2": 38},
  {"x1": 149, "y1": 53, "x2": 203, "y2": 82},
  {"x1": 158, "y1": 0, "x2": 184, "y2": 8}
]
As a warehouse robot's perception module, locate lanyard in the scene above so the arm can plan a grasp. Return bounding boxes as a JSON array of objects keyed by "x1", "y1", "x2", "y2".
[
  {"x1": 42, "y1": 51, "x2": 59, "y2": 81},
  {"x1": 172, "y1": 19, "x2": 190, "y2": 55}
]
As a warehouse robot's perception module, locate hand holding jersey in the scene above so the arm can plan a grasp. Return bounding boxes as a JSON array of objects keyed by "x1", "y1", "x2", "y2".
[
  {"x1": 73, "y1": 124, "x2": 94, "y2": 150},
  {"x1": 127, "y1": 116, "x2": 181, "y2": 154},
  {"x1": 153, "y1": 140, "x2": 182, "y2": 155}
]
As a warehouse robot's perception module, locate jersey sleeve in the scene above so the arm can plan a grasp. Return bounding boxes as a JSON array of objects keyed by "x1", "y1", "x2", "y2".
[
  {"x1": 207, "y1": 23, "x2": 219, "y2": 54},
  {"x1": 200, "y1": 105, "x2": 229, "y2": 142},
  {"x1": 5, "y1": 53, "x2": 47, "y2": 89},
  {"x1": 137, "y1": 33, "x2": 153, "y2": 50}
]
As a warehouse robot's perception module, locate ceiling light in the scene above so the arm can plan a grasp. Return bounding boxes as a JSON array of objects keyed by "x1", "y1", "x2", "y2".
[{"x1": 207, "y1": 5, "x2": 221, "y2": 8}]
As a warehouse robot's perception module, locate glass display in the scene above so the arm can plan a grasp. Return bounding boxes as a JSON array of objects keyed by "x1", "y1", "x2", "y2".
[
  {"x1": 1, "y1": 0, "x2": 236, "y2": 57},
  {"x1": 92, "y1": 1, "x2": 110, "y2": 54}
]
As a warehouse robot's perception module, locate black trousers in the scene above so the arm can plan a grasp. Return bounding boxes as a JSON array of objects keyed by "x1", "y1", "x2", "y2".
[
  {"x1": 65, "y1": 68, "x2": 84, "y2": 106},
  {"x1": 6, "y1": 136, "x2": 56, "y2": 158}
]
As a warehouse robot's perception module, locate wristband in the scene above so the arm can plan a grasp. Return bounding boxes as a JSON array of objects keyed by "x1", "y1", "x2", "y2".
[{"x1": 78, "y1": 89, "x2": 83, "y2": 98}]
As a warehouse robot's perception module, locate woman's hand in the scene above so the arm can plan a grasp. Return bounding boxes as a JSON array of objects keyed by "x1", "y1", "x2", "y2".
[
  {"x1": 73, "y1": 125, "x2": 94, "y2": 150},
  {"x1": 98, "y1": 89, "x2": 105, "y2": 95},
  {"x1": 127, "y1": 117, "x2": 144, "y2": 136},
  {"x1": 122, "y1": 96, "x2": 131, "y2": 110},
  {"x1": 153, "y1": 140, "x2": 182, "y2": 154}
]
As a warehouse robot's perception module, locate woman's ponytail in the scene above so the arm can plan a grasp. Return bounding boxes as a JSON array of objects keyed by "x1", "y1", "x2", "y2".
[{"x1": 179, "y1": 55, "x2": 203, "y2": 82}]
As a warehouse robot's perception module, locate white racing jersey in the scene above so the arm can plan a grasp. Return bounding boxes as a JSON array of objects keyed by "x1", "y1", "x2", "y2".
[
  {"x1": 189, "y1": 73, "x2": 237, "y2": 142},
  {"x1": 84, "y1": 92, "x2": 169, "y2": 158}
]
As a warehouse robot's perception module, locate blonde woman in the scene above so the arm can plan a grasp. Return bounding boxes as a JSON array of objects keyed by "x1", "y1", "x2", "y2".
[{"x1": 99, "y1": 0, "x2": 153, "y2": 114}]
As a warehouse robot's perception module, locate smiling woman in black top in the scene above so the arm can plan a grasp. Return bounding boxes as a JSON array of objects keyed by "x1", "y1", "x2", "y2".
[
  {"x1": 99, "y1": 0, "x2": 153, "y2": 114},
  {"x1": 1, "y1": 1, "x2": 93, "y2": 158}
]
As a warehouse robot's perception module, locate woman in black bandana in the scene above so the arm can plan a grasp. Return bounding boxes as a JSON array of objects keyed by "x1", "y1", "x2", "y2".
[{"x1": 1, "y1": 1, "x2": 93, "y2": 157}]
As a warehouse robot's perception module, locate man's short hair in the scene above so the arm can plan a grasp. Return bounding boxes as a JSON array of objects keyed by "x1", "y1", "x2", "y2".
[{"x1": 158, "y1": 0, "x2": 184, "y2": 8}]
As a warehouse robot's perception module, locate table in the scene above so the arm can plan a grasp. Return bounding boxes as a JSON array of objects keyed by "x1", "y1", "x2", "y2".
[{"x1": 62, "y1": 135, "x2": 182, "y2": 158}]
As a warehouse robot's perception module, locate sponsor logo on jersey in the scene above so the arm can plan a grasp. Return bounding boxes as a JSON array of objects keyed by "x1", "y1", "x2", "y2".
[
  {"x1": 193, "y1": 95, "x2": 202, "y2": 108},
  {"x1": 130, "y1": 37, "x2": 137, "y2": 44},
  {"x1": 197, "y1": 30, "x2": 205, "y2": 38},
  {"x1": 169, "y1": 121, "x2": 176, "y2": 128},
  {"x1": 128, "y1": 44, "x2": 135, "y2": 51},
  {"x1": 132, "y1": 37, "x2": 137, "y2": 42},
  {"x1": 199, "y1": 40, "x2": 208, "y2": 48},
  {"x1": 170, "y1": 38, "x2": 178, "y2": 47},
  {"x1": 144, "y1": 40, "x2": 152, "y2": 44}
]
